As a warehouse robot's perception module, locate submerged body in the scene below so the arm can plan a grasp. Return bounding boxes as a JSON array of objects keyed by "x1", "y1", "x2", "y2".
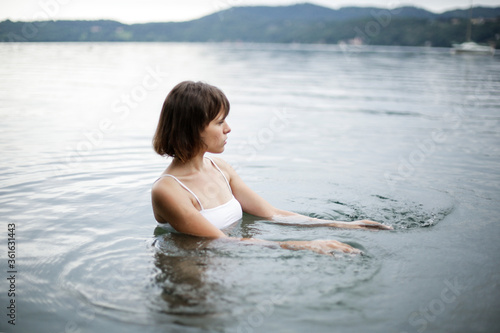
[{"x1": 151, "y1": 81, "x2": 392, "y2": 255}]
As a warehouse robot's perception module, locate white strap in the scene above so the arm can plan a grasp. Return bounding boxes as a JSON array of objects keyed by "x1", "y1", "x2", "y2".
[
  {"x1": 157, "y1": 174, "x2": 204, "y2": 210},
  {"x1": 205, "y1": 156, "x2": 232, "y2": 192}
]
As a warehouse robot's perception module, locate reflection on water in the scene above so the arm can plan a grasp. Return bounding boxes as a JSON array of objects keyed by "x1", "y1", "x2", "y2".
[
  {"x1": 150, "y1": 232, "x2": 234, "y2": 328},
  {"x1": 1, "y1": 43, "x2": 499, "y2": 333},
  {"x1": 149, "y1": 229, "x2": 383, "y2": 332}
]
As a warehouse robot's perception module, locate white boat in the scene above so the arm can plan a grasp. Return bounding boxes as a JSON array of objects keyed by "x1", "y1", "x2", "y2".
[
  {"x1": 451, "y1": 0, "x2": 496, "y2": 55},
  {"x1": 452, "y1": 41, "x2": 495, "y2": 55}
]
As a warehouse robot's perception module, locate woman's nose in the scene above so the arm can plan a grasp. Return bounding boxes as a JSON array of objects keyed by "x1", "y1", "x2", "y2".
[{"x1": 224, "y1": 123, "x2": 231, "y2": 134}]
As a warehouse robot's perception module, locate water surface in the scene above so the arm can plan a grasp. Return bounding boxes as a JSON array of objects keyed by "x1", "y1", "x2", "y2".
[{"x1": 1, "y1": 43, "x2": 499, "y2": 333}]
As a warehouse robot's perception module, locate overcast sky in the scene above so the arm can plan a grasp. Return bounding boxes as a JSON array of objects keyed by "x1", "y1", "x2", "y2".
[{"x1": 2, "y1": 0, "x2": 500, "y2": 24}]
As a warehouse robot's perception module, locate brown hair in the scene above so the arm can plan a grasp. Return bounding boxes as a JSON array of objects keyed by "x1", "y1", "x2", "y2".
[{"x1": 152, "y1": 81, "x2": 230, "y2": 162}]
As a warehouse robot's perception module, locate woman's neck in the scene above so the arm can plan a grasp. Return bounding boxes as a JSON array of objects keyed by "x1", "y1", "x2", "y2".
[{"x1": 170, "y1": 153, "x2": 206, "y2": 174}]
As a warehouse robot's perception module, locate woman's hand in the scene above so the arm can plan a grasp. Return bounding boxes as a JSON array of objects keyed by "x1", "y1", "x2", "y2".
[
  {"x1": 330, "y1": 220, "x2": 393, "y2": 230},
  {"x1": 279, "y1": 239, "x2": 362, "y2": 255}
]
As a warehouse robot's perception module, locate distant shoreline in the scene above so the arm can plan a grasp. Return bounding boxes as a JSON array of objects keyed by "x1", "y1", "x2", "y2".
[
  {"x1": 1, "y1": 42, "x2": 492, "y2": 54},
  {"x1": 1, "y1": 4, "x2": 499, "y2": 48}
]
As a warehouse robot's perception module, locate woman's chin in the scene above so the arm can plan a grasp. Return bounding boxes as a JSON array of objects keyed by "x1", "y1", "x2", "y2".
[{"x1": 208, "y1": 148, "x2": 224, "y2": 154}]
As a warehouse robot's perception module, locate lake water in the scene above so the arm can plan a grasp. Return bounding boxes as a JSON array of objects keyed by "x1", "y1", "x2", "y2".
[{"x1": 1, "y1": 42, "x2": 499, "y2": 333}]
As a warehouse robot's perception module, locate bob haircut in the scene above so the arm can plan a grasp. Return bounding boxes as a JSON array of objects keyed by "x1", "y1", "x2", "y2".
[{"x1": 153, "y1": 81, "x2": 230, "y2": 163}]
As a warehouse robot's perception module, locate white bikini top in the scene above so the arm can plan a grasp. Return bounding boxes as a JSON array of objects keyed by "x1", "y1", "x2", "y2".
[{"x1": 155, "y1": 157, "x2": 243, "y2": 230}]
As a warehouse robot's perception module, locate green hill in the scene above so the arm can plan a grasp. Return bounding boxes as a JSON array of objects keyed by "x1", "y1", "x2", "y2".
[{"x1": 1, "y1": 3, "x2": 499, "y2": 48}]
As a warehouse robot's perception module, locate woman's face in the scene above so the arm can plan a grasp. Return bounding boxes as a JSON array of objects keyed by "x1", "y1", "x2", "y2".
[{"x1": 200, "y1": 110, "x2": 231, "y2": 154}]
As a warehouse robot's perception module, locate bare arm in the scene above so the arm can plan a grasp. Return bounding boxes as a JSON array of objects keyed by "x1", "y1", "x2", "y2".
[
  {"x1": 215, "y1": 158, "x2": 392, "y2": 231},
  {"x1": 269, "y1": 213, "x2": 394, "y2": 230},
  {"x1": 152, "y1": 176, "x2": 362, "y2": 255},
  {"x1": 152, "y1": 177, "x2": 226, "y2": 238}
]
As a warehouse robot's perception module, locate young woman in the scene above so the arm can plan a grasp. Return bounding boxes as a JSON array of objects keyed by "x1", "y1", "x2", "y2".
[{"x1": 151, "y1": 81, "x2": 392, "y2": 256}]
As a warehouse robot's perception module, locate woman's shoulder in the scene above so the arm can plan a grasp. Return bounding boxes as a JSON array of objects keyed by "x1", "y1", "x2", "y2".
[
  {"x1": 152, "y1": 174, "x2": 198, "y2": 213},
  {"x1": 152, "y1": 174, "x2": 181, "y2": 197},
  {"x1": 207, "y1": 156, "x2": 236, "y2": 175}
]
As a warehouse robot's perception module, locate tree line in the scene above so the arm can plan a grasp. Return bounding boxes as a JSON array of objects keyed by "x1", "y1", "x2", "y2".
[{"x1": 1, "y1": 4, "x2": 499, "y2": 48}]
